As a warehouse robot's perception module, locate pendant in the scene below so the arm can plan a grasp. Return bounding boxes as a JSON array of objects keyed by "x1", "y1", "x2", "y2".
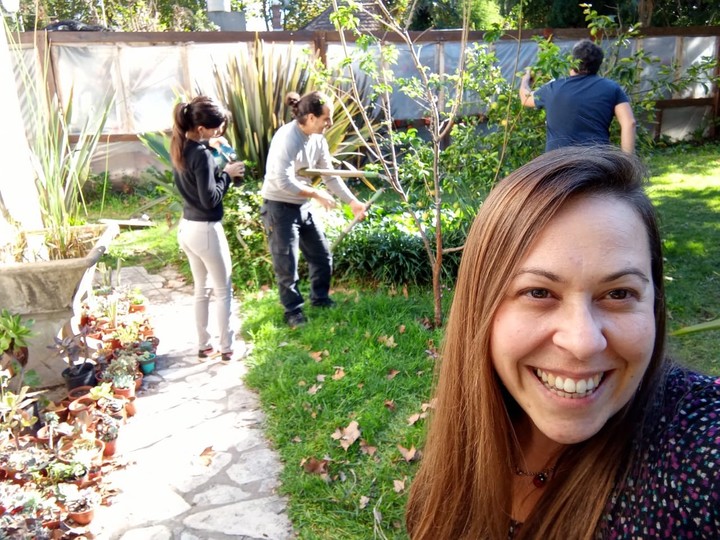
[{"x1": 533, "y1": 472, "x2": 548, "y2": 488}]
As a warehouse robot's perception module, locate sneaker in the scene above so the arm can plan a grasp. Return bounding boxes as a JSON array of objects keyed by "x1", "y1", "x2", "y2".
[
  {"x1": 198, "y1": 346, "x2": 218, "y2": 361},
  {"x1": 285, "y1": 310, "x2": 308, "y2": 329},
  {"x1": 311, "y1": 298, "x2": 336, "y2": 308}
]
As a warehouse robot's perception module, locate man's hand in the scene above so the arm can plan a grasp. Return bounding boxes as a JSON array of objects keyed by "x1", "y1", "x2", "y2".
[
  {"x1": 349, "y1": 199, "x2": 367, "y2": 220},
  {"x1": 519, "y1": 67, "x2": 536, "y2": 108},
  {"x1": 312, "y1": 188, "x2": 337, "y2": 210}
]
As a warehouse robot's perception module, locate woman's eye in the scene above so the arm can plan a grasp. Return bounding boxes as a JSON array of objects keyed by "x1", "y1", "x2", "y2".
[
  {"x1": 525, "y1": 288, "x2": 549, "y2": 299},
  {"x1": 607, "y1": 289, "x2": 631, "y2": 300}
]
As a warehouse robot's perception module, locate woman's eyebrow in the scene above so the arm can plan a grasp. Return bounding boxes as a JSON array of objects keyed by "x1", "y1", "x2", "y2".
[{"x1": 512, "y1": 267, "x2": 650, "y2": 284}]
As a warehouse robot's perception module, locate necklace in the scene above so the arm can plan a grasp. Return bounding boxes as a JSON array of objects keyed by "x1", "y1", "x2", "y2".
[{"x1": 514, "y1": 465, "x2": 556, "y2": 488}]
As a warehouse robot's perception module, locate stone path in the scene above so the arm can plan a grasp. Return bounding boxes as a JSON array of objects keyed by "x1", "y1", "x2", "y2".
[{"x1": 89, "y1": 266, "x2": 294, "y2": 539}]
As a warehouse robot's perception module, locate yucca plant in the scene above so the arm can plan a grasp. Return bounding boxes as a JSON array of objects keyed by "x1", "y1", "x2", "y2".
[
  {"x1": 6, "y1": 24, "x2": 113, "y2": 261},
  {"x1": 213, "y1": 38, "x2": 377, "y2": 179}
]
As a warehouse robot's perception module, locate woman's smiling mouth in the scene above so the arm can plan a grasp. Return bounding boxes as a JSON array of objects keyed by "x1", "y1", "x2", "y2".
[{"x1": 534, "y1": 368, "x2": 605, "y2": 398}]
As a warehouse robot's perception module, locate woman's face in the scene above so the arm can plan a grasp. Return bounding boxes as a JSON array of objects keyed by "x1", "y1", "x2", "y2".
[{"x1": 490, "y1": 195, "x2": 656, "y2": 445}]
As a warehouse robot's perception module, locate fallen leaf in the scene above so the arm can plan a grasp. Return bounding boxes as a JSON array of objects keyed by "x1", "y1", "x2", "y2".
[
  {"x1": 398, "y1": 324, "x2": 406, "y2": 334},
  {"x1": 402, "y1": 284, "x2": 409, "y2": 298},
  {"x1": 331, "y1": 420, "x2": 361, "y2": 451},
  {"x1": 360, "y1": 440, "x2": 377, "y2": 456},
  {"x1": 394, "y1": 477, "x2": 406, "y2": 493},
  {"x1": 387, "y1": 369, "x2": 400, "y2": 380},
  {"x1": 407, "y1": 412, "x2": 427, "y2": 425},
  {"x1": 301, "y1": 456, "x2": 329, "y2": 475},
  {"x1": 309, "y1": 351, "x2": 324, "y2": 362},
  {"x1": 199, "y1": 446, "x2": 215, "y2": 466},
  {"x1": 421, "y1": 398, "x2": 437, "y2": 411},
  {"x1": 378, "y1": 335, "x2": 397, "y2": 348},
  {"x1": 316, "y1": 374, "x2": 326, "y2": 382},
  {"x1": 384, "y1": 399, "x2": 396, "y2": 411},
  {"x1": 397, "y1": 444, "x2": 421, "y2": 463},
  {"x1": 332, "y1": 367, "x2": 346, "y2": 380},
  {"x1": 292, "y1": 436, "x2": 302, "y2": 443},
  {"x1": 308, "y1": 384, "x2": 322, "y2": 395},
  {"x1": 298, "y1": 380, "x2": 307, "y2": 387},
  {"x1": 359, "y1": 495, "x2": 370, "y2": 509}
]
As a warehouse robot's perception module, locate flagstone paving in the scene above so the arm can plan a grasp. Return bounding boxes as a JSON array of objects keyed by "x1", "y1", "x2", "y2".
[{"x1": 89, "y1": 266, "x2": 294, "y2": 539}]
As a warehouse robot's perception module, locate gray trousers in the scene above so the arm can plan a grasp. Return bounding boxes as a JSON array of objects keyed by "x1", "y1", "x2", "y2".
[
  {"x1": 177, "y1": 219, "x2": 233, "y2": 353},
  {"x1": 260, "y1": 200, "x2": 332, "y2": 314}
]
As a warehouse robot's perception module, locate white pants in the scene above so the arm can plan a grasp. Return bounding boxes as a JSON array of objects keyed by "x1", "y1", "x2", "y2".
[{"x1": 177, "y1": 219, "x2": 233, "y2": 354}]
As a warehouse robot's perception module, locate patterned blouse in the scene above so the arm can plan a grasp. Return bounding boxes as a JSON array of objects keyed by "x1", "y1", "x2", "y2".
[{"x1": 510, "y1": 368, "x2": 720, "y2": 538}]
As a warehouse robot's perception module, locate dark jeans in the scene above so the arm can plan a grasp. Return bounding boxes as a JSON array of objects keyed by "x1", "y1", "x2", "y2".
[{"x1": 260, "y1": 200, "x2": 332, "y2": 314}]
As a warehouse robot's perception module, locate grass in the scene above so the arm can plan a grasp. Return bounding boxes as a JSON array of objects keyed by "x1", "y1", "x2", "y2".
[
  {"x1": 241, "y1": 285, "x2": 444, "y2": 539},
  {"x1": 646, "y1": 141, "x2": 720, "y2": 375},
  {"x1": 88, "y1": 142, "x2": 720, "y2": 539}
]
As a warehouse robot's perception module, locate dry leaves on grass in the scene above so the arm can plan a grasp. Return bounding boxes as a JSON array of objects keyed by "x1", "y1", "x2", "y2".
[
  {"x1": 332, "y1": 367, "x2": 346, "y2": 380},
  {"x1": 398, "y1": 444, "x2": 421, "y2": 463},
  {"x1": 301, "y1": 456, "x2": 330, "y2": 481},
  {"x1": 394, "y1": 477, "x2": 407, "y2": 493},
  {"x1": 331, "y1": 420, "x2": 361, "y2": 451},
  {"x1": 360, "y1": 495, "x2": 370, "y2": 509},
  {"x1": 360, "y1": 439, "x2": 377, "y2": 456},
  {"x1": 308, "y1": 384, "x2": 322, "y2": 395},
  {"x1": 387, "y1": 369, "x2": 400, "y2": 380},
  {"x1": 378, "y1": 335, "x2": 397, "y2": 348},
  {"x1": 309, "y1": 350, "x2": 330, "y2": 362}
]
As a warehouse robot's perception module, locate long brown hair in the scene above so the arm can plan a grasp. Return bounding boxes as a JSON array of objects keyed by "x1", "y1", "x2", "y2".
[
  {"x1": 170, "y1": 95, "x2": 229, "y2": 172},
  {"x1": 406, "y1": 145, "x2": 668, "y2": 539}
]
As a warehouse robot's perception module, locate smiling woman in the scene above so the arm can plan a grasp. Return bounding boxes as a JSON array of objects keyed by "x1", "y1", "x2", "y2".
[{"x1": 406, "y1": 145, "x2": 720, "y2": 539}]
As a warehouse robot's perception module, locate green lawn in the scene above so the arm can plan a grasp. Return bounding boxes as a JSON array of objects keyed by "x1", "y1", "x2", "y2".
[
  {"x1": 646, "y1": 142, "x2": 720, "y2": 375},
  {"x1": 95, "y1": 141, "x2": 720, "y2": 539}
]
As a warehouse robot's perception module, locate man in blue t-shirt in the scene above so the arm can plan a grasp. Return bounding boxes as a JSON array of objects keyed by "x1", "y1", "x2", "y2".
[{"x1": 519, "y1": 39, "x2": 636, "y2": 153}]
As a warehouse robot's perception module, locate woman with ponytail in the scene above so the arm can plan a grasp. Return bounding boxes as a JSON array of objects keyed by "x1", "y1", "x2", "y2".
[{"x1": 171, "y1": 95, "x2": 245, "y2": 362}]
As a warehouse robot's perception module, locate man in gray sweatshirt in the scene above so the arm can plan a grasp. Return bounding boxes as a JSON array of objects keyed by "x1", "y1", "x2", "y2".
[{"x1": 260, "y1": 91, "x2": 366, "y2": 328}]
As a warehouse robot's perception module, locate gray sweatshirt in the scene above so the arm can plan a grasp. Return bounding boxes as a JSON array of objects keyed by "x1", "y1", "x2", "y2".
[{"x1": 261, "y1": 120, "x2": 355, "y2": 205}]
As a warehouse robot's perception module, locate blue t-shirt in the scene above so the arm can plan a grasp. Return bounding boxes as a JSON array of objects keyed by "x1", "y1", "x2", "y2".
[{"x1": 533, "y1": 74, "x2": 629, "y2": 152}]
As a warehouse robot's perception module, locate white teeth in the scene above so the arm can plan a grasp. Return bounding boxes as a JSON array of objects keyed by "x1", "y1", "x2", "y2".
[{"x1": 535, "y1": 369, "x2": 603, "y2": 397}]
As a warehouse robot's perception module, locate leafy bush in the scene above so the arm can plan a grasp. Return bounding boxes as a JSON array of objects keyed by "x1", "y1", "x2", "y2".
[{"x1": 333, "y1": 206, "x2": 471, "y2": 286}]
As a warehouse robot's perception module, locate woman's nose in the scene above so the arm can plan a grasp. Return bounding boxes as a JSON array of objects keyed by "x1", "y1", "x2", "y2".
[{"x1": 552, "y1": 302, "x2": 607, "y2": 360}]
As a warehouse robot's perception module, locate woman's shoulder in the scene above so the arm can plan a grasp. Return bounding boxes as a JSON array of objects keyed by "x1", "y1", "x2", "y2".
[
  {"x1": 650, "y1": 366, "x2": 720, "y2": 464},
  {"x1": 663, "y1": 366, "x2": 720, "y2": 414}
]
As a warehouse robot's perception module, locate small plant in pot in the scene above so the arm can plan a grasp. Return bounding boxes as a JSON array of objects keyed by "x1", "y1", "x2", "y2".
[
  {"x1": 136, "y1": 350, "x2": 156, "y2": 374},
  {"x1": 0, "y1": 309, "x2": 34, "y2": 369},
  {"x1": 50, "y1": 326, "x2": 96, "y2": 391},
  {"x1": 60, "y1": 485, "x2": 100, "y2": 525},
  {"x1": 94, "y1": 412, "x2": 120, "y2": 456}
]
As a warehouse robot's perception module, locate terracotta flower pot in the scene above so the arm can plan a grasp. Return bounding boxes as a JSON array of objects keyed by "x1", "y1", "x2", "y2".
[
  {"x1": 102, "y1": 438, "x2": 118, "y2": 457},
  {"x1": 67, "y1": 385, "x2": 93, "y2": 402},
  {"x1": 68, "y1": 507, "x2": 95, "y2": 525},
  {"x1": 68, "y1": 396, "x2": 96, "y2": 421}
]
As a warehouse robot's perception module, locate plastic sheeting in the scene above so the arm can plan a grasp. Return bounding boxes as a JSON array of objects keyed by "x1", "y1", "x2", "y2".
[{"x1": 11, "y1": 35, "x2": 718, "y2": 177}]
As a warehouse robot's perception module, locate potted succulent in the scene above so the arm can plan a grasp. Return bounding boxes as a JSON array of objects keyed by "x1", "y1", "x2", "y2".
[
  {"x1": 60, "y1": 485, "x2": 100, "y2": 525},
  {"x1": 127, "y1": 288, "x2": 147, "y2": 313},
  {"x1": 136, "y1": 350, "x2": 156, "y2": 374},
  {"x1": 49, "y1": 326, "x2": 96, "y2": 391},
  {"x1": 94, "y1": 413, "x2": 120, "y2": 457}
]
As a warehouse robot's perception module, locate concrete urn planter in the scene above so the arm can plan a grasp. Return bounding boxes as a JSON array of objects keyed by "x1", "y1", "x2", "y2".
[{"x1": 0, "y1": 223, "x2": 120, "y2": 386}]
